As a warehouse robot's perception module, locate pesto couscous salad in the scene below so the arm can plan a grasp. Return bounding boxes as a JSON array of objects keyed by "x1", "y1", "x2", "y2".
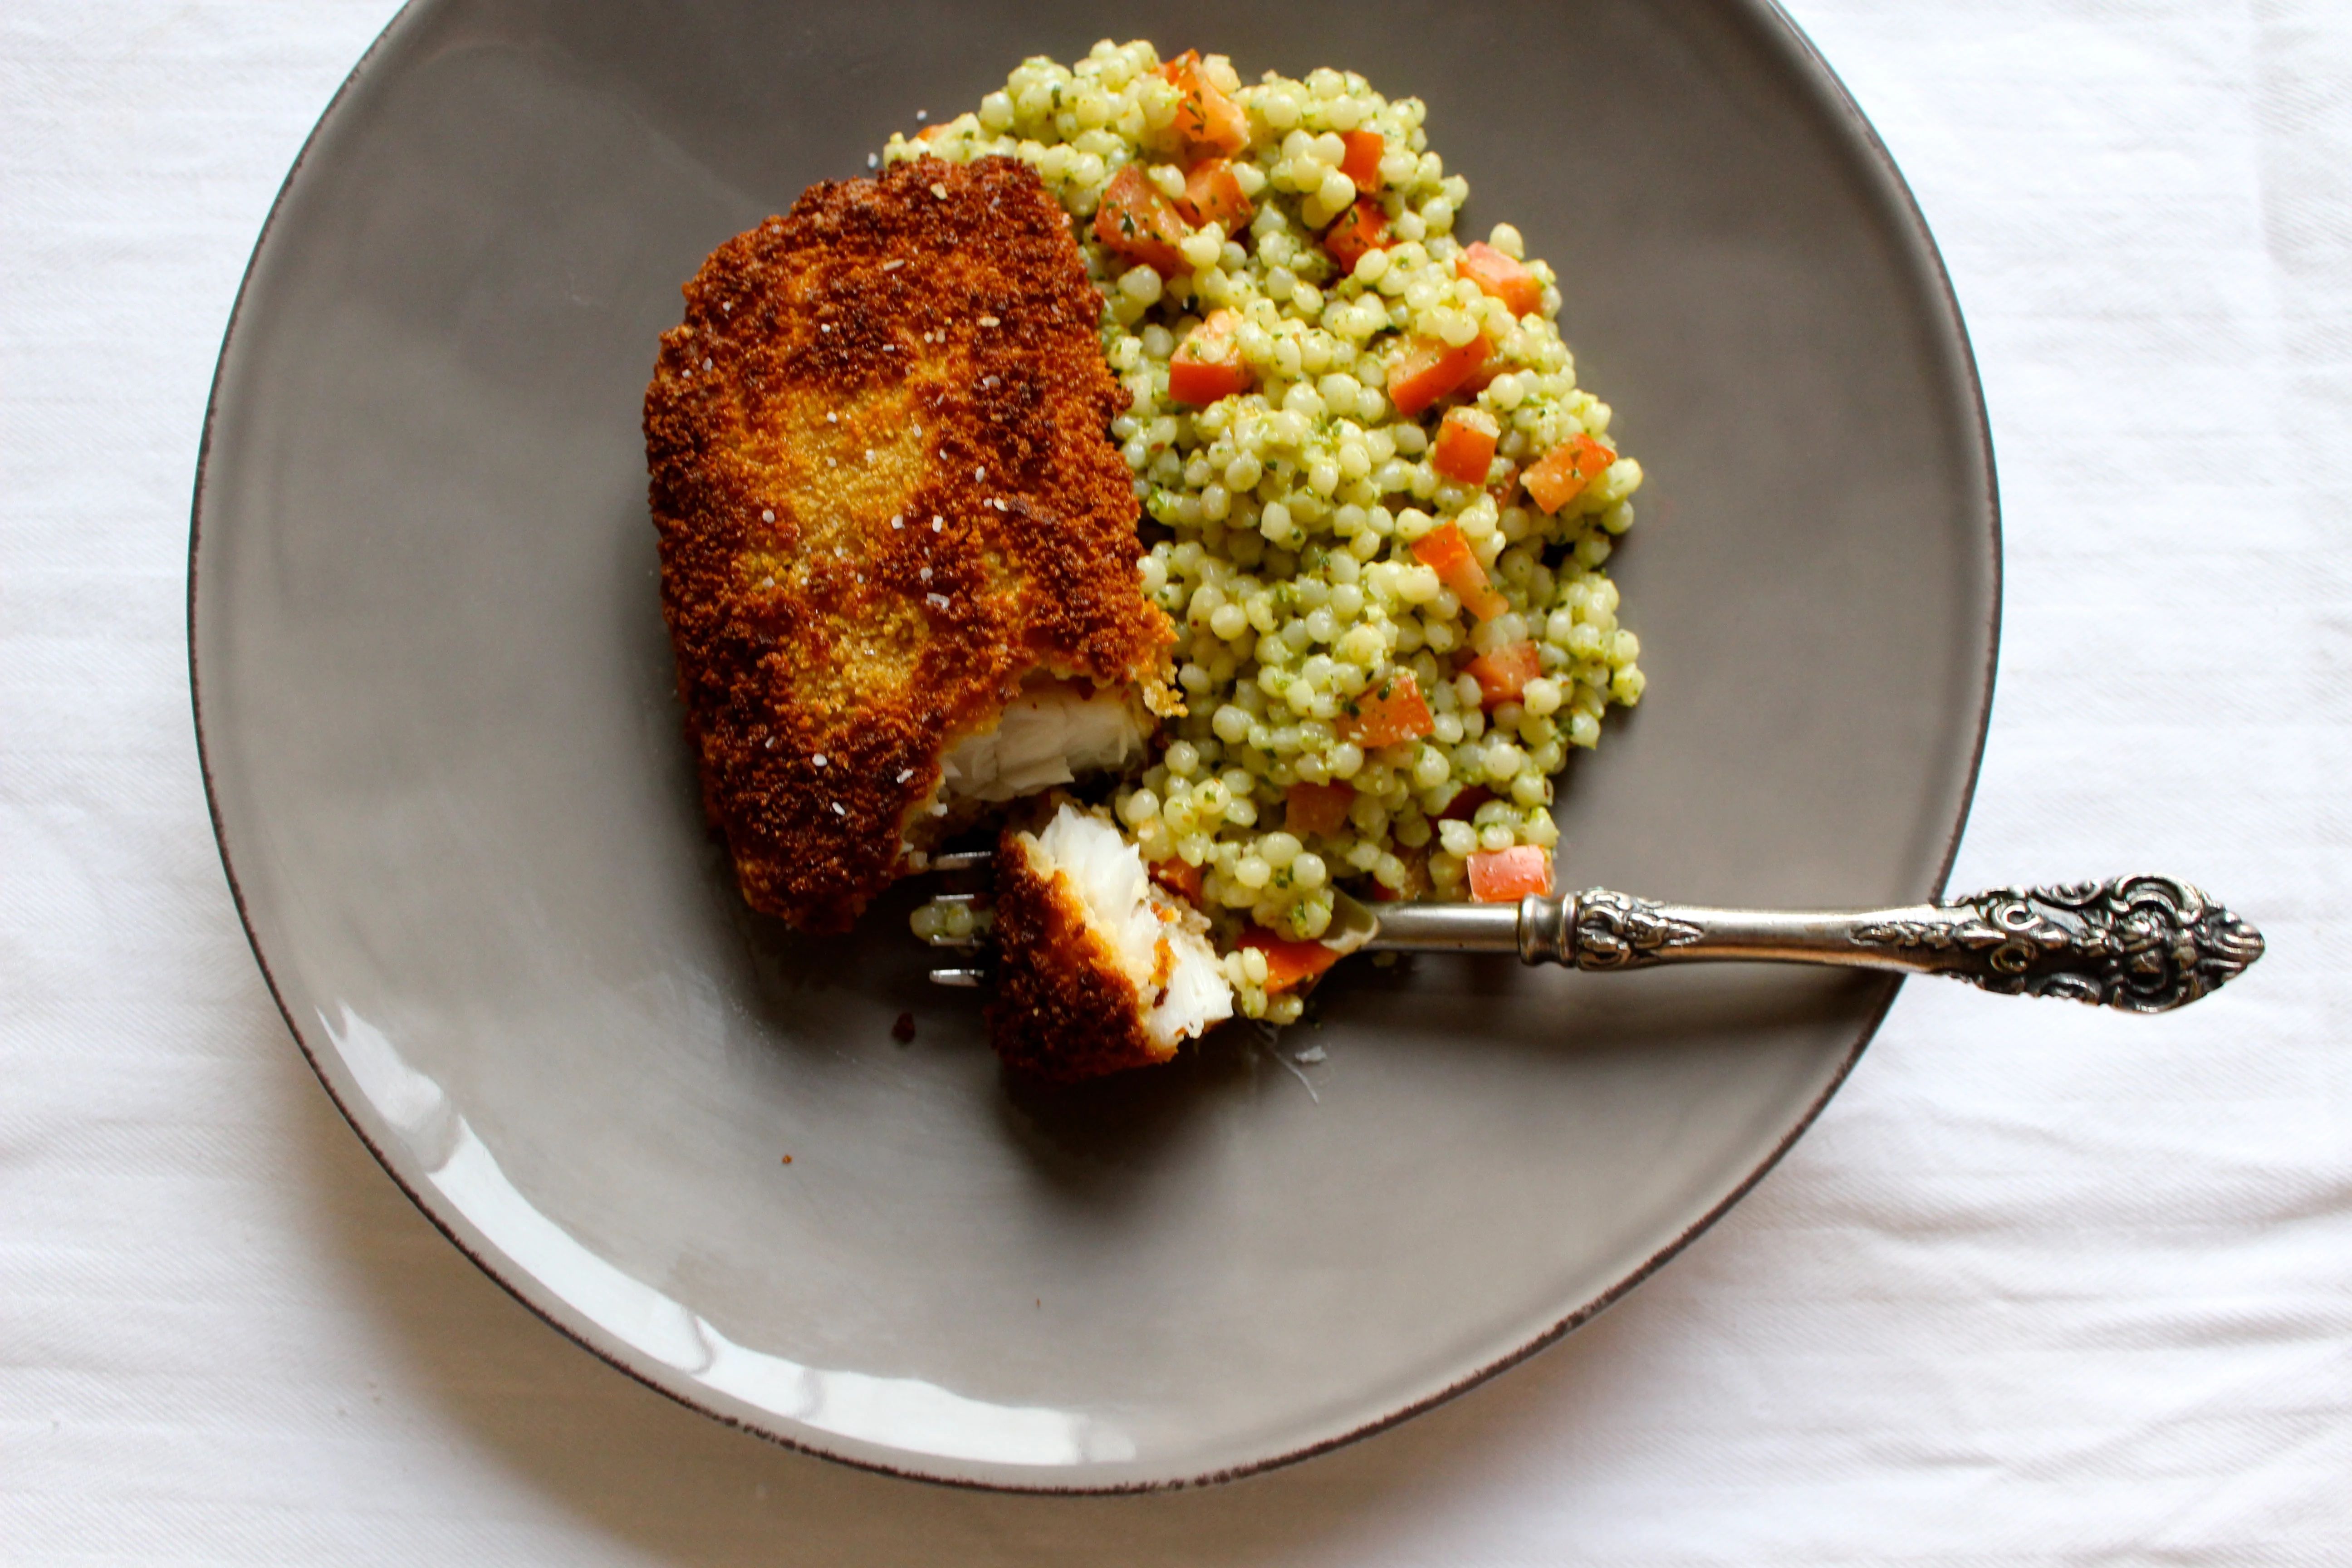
[{"x1": 892, "y1": 41, "x2": 1647, "y2": 1026}]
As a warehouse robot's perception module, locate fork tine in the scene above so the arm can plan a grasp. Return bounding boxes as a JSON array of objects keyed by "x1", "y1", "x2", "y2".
[
  {"x1": 912, "y1": 848, "x2": 994, "y2": 974},
  {"x1": 928, "y1": 849, "x2": 992, "y2": 873}
]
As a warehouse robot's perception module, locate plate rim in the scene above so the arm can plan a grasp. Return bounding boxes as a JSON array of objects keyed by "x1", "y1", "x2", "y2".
[{"x1": 186, "y1": 0, "x2": 2002, "y2": 1494}]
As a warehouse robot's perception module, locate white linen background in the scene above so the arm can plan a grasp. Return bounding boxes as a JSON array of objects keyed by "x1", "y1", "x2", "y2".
[{"x1": 4, "y1": 0, "x2": 2346, "y2": 1560}]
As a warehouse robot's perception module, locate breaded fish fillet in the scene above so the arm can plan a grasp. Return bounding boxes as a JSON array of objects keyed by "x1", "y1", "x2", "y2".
[{"x1": 645, "y1": 157, "x2": 1173, "y2": 931}]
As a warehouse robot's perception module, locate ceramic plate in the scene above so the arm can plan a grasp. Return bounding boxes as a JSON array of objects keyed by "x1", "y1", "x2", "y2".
[{"x1": 192, "y1": 0, "x2": 1996, "y2": 1490}]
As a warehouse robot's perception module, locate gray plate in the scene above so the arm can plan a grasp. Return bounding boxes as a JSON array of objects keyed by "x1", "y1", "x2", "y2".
[{"x1": 191, "y1": 0, "x2": 1996, "y2": 1491}]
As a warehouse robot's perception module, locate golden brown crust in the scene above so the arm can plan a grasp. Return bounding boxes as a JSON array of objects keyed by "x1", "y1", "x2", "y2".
[
  {"x1": 985, "y1": 828, "x2": 1171, "y2": 1083},
  {"x1": 644, "y1": 157, "x2": 1172, "y2": 931}
]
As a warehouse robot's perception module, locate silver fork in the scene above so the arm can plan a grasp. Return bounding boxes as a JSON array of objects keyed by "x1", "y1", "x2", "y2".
[{"x1": 922, "y1": 862, "x2": 2264, "y2": 1014}]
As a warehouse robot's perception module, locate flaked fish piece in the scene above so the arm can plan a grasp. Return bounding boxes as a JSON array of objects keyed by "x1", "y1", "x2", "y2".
[{"x1": 988, "y1": 803, "x2": 1233, "y2": 1082}]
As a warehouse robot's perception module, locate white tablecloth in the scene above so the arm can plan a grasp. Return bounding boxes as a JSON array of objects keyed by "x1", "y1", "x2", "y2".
[{"x1": 5, "y1": 2, "x2": 2345, "y2": 1561}]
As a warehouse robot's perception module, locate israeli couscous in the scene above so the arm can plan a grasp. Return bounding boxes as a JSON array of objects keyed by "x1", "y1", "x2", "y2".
[{"x1": 899, "y1": 40, "x2": 1647, "y2": 1024}]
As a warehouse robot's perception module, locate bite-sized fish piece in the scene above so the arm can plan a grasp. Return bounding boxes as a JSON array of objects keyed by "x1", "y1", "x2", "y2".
[
  {"x1": 988, "y1": 803, "x2": 1233, "y2": 1082},
  {"x1": 644, "y1": 156, "x2": 1174, "y2": 932}
]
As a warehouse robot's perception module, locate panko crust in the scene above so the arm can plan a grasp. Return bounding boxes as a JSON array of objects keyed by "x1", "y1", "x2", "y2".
[
  {"x1": 645, "y1": 157, "x2": 1172, "y2": 931},
  {"x1": 985, "y1": 828, "x2": 1172, "y2": 1084}
]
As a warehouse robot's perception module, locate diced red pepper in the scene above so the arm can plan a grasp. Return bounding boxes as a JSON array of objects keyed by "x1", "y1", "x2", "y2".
[
  {"x1": 1463, "y1": 640, "x2": 1542, "y2": 707},
  {"x1": 1386, "y1": 333, "x2": 1492, "y2": 419},
  {"x1": 1410, "y1": 520, "x2": 1510, "y2": 622},
  {"x1": 1284, "y1": 781, "x2": 1354, "y2": 838},
  {"x1": 1320, "y1": 196, "x2": 1389, "y2": 276},
  {"x1": 1522, "y1": 434, "x2": 1617, "y2": 514},
  {"x1": 1150, "y1": 857, "x2": 1204, "y2": 904},
  {"x1": 1336, "y1": 669, "x2": 1435, "y2": 748},
  {"x1": 1338, "y1": 129, "x2": 1385, "y2": 191},
  {"x1": 1176, "y1": 156, "x2": 1253, "y2": 231},
  {"x1": 1467, "y1": 845, "x2": 1552, "y2": 903},
  {"x1": 1167, "y1": 309, "x2": 1253, "y2": 405},
  {"x1": 1162, "y1": 51, "x2": 1250, "y2": 157},
  {"x1": 1431, "y1": 407, "x2": 1500, "y2": 485},
  {"x1": 1455, "y1": 242, "x2": 1544, "y2": 318},
  {"x1": 1237, "y1": 926, "x2": 1342, "y2": 993},
  {"x1": 1094, "y1": 163, "x2": 1190, "y2": 278}
]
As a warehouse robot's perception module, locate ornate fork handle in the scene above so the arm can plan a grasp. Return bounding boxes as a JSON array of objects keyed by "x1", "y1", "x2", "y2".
[{"x1": 1369, "y1": 875, "x2": 2264, "y2": 1014}]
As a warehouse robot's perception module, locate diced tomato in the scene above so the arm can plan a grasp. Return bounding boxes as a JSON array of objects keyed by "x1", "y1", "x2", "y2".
[
  {"x1": 1338, "y1": 129, "x2": 1385, "y2": 191},
  {"x1": 1169, "y1": 350, "x2": 1251, "y2": 405},
  {"x1": 1455, "y1": 242, "x2": 1544, "y2": 318},
  {"x1": 1386, "y1": 333, "x2": 1492, "y2": 418},
  {"x1": 1368, "y1": 854, "x2": 1429, "y2": 902},
  {"x1": 1284, "y1": 781, "x2": 1354, "y2": 838},
  {"x1": 1237, "y1": 926, "x2": 1342, "y2": 993},
  {"x1": 1410, "y1": 520, "x2": 1510, "y2": 622},
  {"x1": 1171, "y1": 355, "x2": 1260, "y2": 404},
  {"x1": 1150, "y1": 857, "x2": 1205, "y2": 904},
  {"x1": 1435, "y1": 785, "x2": 1493, "y2": 822},
  {"x1": 1167, "y1": 309, "x2": 1253, "y2": 405},
  {"x1": 1162, "y1": 50, "x2": 1250, "y2": 157},
  {"x1": 1464, "y1": 640, "x2": 1542, "y2": 707},
  {"x1": 1432, "y1": 407, "x2": 1500, "y2": 485},
  {"x1": 1176, "y1": 156, "x2": 1253, "y2": 231},
  {"x1": 1336, "y1": 669, "x2": 1435, "y2": 748},
  {"x1": 1320, "y1": 197, "x2": 1389, "y2": 276},
  {"x1": 1467, "y1": 845, "x2": 1552, "y2": 903},
  {"x1": 1093, "y1": 164, "x2": 1190, "y2": 278},
  {"x1": 1522, "y1": 434, "x2": 1617, "y2": 514}
]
